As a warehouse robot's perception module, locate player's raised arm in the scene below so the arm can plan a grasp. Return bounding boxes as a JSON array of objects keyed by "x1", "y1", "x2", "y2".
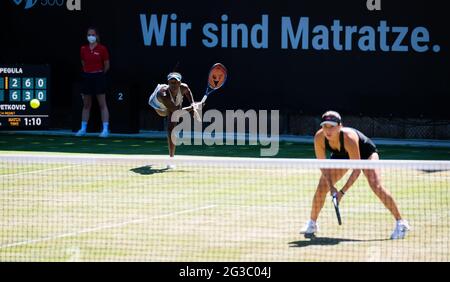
[{"x1": 181, "y1": 84, "x2": 202, "y2": 122}]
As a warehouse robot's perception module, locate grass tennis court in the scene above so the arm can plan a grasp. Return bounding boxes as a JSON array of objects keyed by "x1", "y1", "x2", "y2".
[
  {"x1": 0, "y1": 153, "x2": 449, "y2": 261},
  {"x1": 1, "y1": 133, "x2": 450, "y2": 159}
]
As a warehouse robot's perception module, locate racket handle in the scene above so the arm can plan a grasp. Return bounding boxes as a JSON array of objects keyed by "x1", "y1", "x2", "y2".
[
  {"x1": 182, "y1": 102, "x2": 203, "y2": 111},
  {"x1": 181, "y1": 94, "x2": 207, "y2": 110},
  {"x1": 331, "y1": 194, "x2": 342, "y2": 225}
]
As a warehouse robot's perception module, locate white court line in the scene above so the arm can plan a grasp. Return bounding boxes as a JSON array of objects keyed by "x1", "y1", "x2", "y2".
[
  {"x1": 0, "y1": 204, "x2": 216, "y2": 250},
  {"x1": 0, "y1": 164, "x2": 82, "y2": 178}
]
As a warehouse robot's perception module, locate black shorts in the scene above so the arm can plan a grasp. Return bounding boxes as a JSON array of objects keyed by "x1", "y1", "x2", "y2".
[{"x1": 81, "y1": 72, "x2": 107, "y2": 95}]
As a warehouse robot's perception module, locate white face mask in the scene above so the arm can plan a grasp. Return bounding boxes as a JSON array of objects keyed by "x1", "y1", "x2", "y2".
[{"x1": 87, "y1": 35, "x2": 97, "y2": 44}]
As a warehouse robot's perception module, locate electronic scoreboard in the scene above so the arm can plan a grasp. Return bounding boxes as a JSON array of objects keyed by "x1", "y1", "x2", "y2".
[{"x1": 0, "y1": 65, "x2": 50, "y2": 129}]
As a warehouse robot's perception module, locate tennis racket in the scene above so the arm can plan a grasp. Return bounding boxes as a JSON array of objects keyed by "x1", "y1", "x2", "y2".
[
  {"x1": 182, "y1": 63, "x2": 228, "y2": 110},
  {"x1": 332, "y1": 192, "x2": 342, "y2": 225}
]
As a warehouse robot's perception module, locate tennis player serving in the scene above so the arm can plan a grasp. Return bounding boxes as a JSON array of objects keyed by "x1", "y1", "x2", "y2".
[
  {"x1": 148, "y1": 72, "x2": 200, "y2": 168},
  {"x1": 300, "y1": 111, "x2": 410, "y2": 240}
]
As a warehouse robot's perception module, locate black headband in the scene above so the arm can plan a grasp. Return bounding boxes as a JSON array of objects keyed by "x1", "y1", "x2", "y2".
[{"x1": 321, "y1": 115, "x2": 341, "y2": 124}]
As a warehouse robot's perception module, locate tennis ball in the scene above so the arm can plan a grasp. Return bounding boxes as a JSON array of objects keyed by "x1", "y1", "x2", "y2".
[{"x1": 30, "y1": 99, "x2": 40, "y2": 109}]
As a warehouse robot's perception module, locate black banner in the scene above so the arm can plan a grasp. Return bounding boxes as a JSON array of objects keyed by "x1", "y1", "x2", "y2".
[{"x1": 1, "y1": 0, "x2": 448, "y2": 121}]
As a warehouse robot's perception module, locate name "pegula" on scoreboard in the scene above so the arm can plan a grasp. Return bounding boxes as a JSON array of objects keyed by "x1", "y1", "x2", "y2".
[{"x1": 0, "y1": 68, "x2": 24, "y2": 74}]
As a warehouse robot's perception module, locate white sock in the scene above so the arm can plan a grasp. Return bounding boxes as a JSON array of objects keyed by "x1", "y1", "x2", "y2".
[
  {"x1": 102, "y1": 122, "x2": 109, "y2": 132},
  {"x1": 81, "y1": 121, "x2": 87, "y2": 131}
]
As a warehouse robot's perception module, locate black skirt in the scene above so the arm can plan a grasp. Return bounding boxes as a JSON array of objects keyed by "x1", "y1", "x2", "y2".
[{"x1": 81, "y1": 72, "x2": 107, "y2": 95}]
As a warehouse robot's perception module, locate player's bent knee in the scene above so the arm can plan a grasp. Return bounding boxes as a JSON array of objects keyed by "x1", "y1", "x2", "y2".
[
  {"x1": 364, "y1": 171, "x2": 380, "y2": 185},
  {"x1": 317, "y1": 178, "x2": 329, "y2": 193},
  {"x1": 369, "y1": 183, "x2": 386, "y2": 195}
]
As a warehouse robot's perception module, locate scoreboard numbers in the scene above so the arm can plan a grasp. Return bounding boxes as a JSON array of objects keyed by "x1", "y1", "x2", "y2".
[{"x1": 0, "y1": 65, "x2": 50, "y2": 129}]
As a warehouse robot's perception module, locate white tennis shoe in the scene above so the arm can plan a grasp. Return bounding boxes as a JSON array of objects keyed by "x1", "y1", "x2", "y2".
[
  {"x1": 390, "y1": 219, "x2": 410, "y2": 240},
  {"x1": 300, "y1": 219, "x2": 318, "y2": 237},
  {"x1": 75, "y1": 129, "x2": 86, "y2": 137},
  {"x1": 99, "y1": 130, "x2": 109, "y2": 138}
]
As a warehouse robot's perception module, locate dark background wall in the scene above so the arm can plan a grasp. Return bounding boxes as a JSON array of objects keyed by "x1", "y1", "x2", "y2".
[{"x1": 1, "y1": 0, "x2": 449, "y2": 131}]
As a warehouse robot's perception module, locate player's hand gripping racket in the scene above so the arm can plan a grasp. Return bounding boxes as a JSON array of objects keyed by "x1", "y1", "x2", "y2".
[
  {"x1": 332, "y1": 192, "x2": 342, "y2": 225},
  {"x1": 182, "y1": 63, "x2": 228, "y2": 111}
]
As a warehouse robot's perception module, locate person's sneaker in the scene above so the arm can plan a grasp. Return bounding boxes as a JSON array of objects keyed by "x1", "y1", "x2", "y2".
[
  {"x1": 300, "y1": 220, "x2": 318, "y2": 238},
  {"x1": 166, "y1": 164, "x2": 176, "y2": 169},
  {"x1": 99, "y1": 131, "x2": 109, "y2": 138},
  {"x1": 75, "y1": 129, "x2": 86, "y2": 137},
  {"x1": 390, "y1": 219, "x2": 410, "y2": 240}
]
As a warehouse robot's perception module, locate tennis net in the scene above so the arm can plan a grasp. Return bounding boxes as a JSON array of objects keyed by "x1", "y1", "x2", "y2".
[{"x1": 0, "y1": 153, "x2": 449, "y2": 261}]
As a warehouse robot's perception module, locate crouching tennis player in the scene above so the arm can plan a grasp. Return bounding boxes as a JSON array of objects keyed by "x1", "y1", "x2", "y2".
[
  {"x1": 148, "y1": 72, "x2": 200, "y2": 168},
  {"x1": 300, "y1": 111, "x2": 410, "y2": 240}
]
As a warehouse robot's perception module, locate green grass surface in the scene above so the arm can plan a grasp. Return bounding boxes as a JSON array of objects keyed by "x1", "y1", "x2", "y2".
[
  {"x1": 1, "y1": 133, "x2": 449, "y2": 261},
  {"x1": 1, "y1": 133, "x2": 450, "y2": 159},
  {"x1": 0, "y1": 158, "x2": 449, "y2": 261}
]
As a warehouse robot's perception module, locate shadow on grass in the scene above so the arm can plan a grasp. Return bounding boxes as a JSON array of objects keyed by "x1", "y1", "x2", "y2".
[
  {"x1": 130, "y1": 165, "x2": 189, "y2": 175},
  {"x1": 289, "y1": 237, "x2": 390, "y2": 247},
  {"x1": 419, "y1": 169, "x2": 449, "y2": 173},
  {"x1": 130, "y1": 165, "x2": 169, "y2": 175}
]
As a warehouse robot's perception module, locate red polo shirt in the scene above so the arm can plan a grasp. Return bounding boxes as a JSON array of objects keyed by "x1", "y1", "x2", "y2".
[{"x1": 80, "y1": 43, "x2": 109, "y2": 73}]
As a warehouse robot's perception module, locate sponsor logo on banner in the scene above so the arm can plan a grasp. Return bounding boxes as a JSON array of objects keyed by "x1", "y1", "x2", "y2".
[{"x1": 11, "y1": 0, "x2": 81, "y2": 11}]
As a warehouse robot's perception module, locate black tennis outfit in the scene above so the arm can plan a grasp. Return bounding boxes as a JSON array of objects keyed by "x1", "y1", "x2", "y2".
[{"x1": 325, "y1": 128, "x2": 378, "y2": 160}]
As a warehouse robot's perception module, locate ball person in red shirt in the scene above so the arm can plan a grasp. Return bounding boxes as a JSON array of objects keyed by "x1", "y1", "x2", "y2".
[{"x1": 76, "y1": 27, "x2": 111, "y2": 137}]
